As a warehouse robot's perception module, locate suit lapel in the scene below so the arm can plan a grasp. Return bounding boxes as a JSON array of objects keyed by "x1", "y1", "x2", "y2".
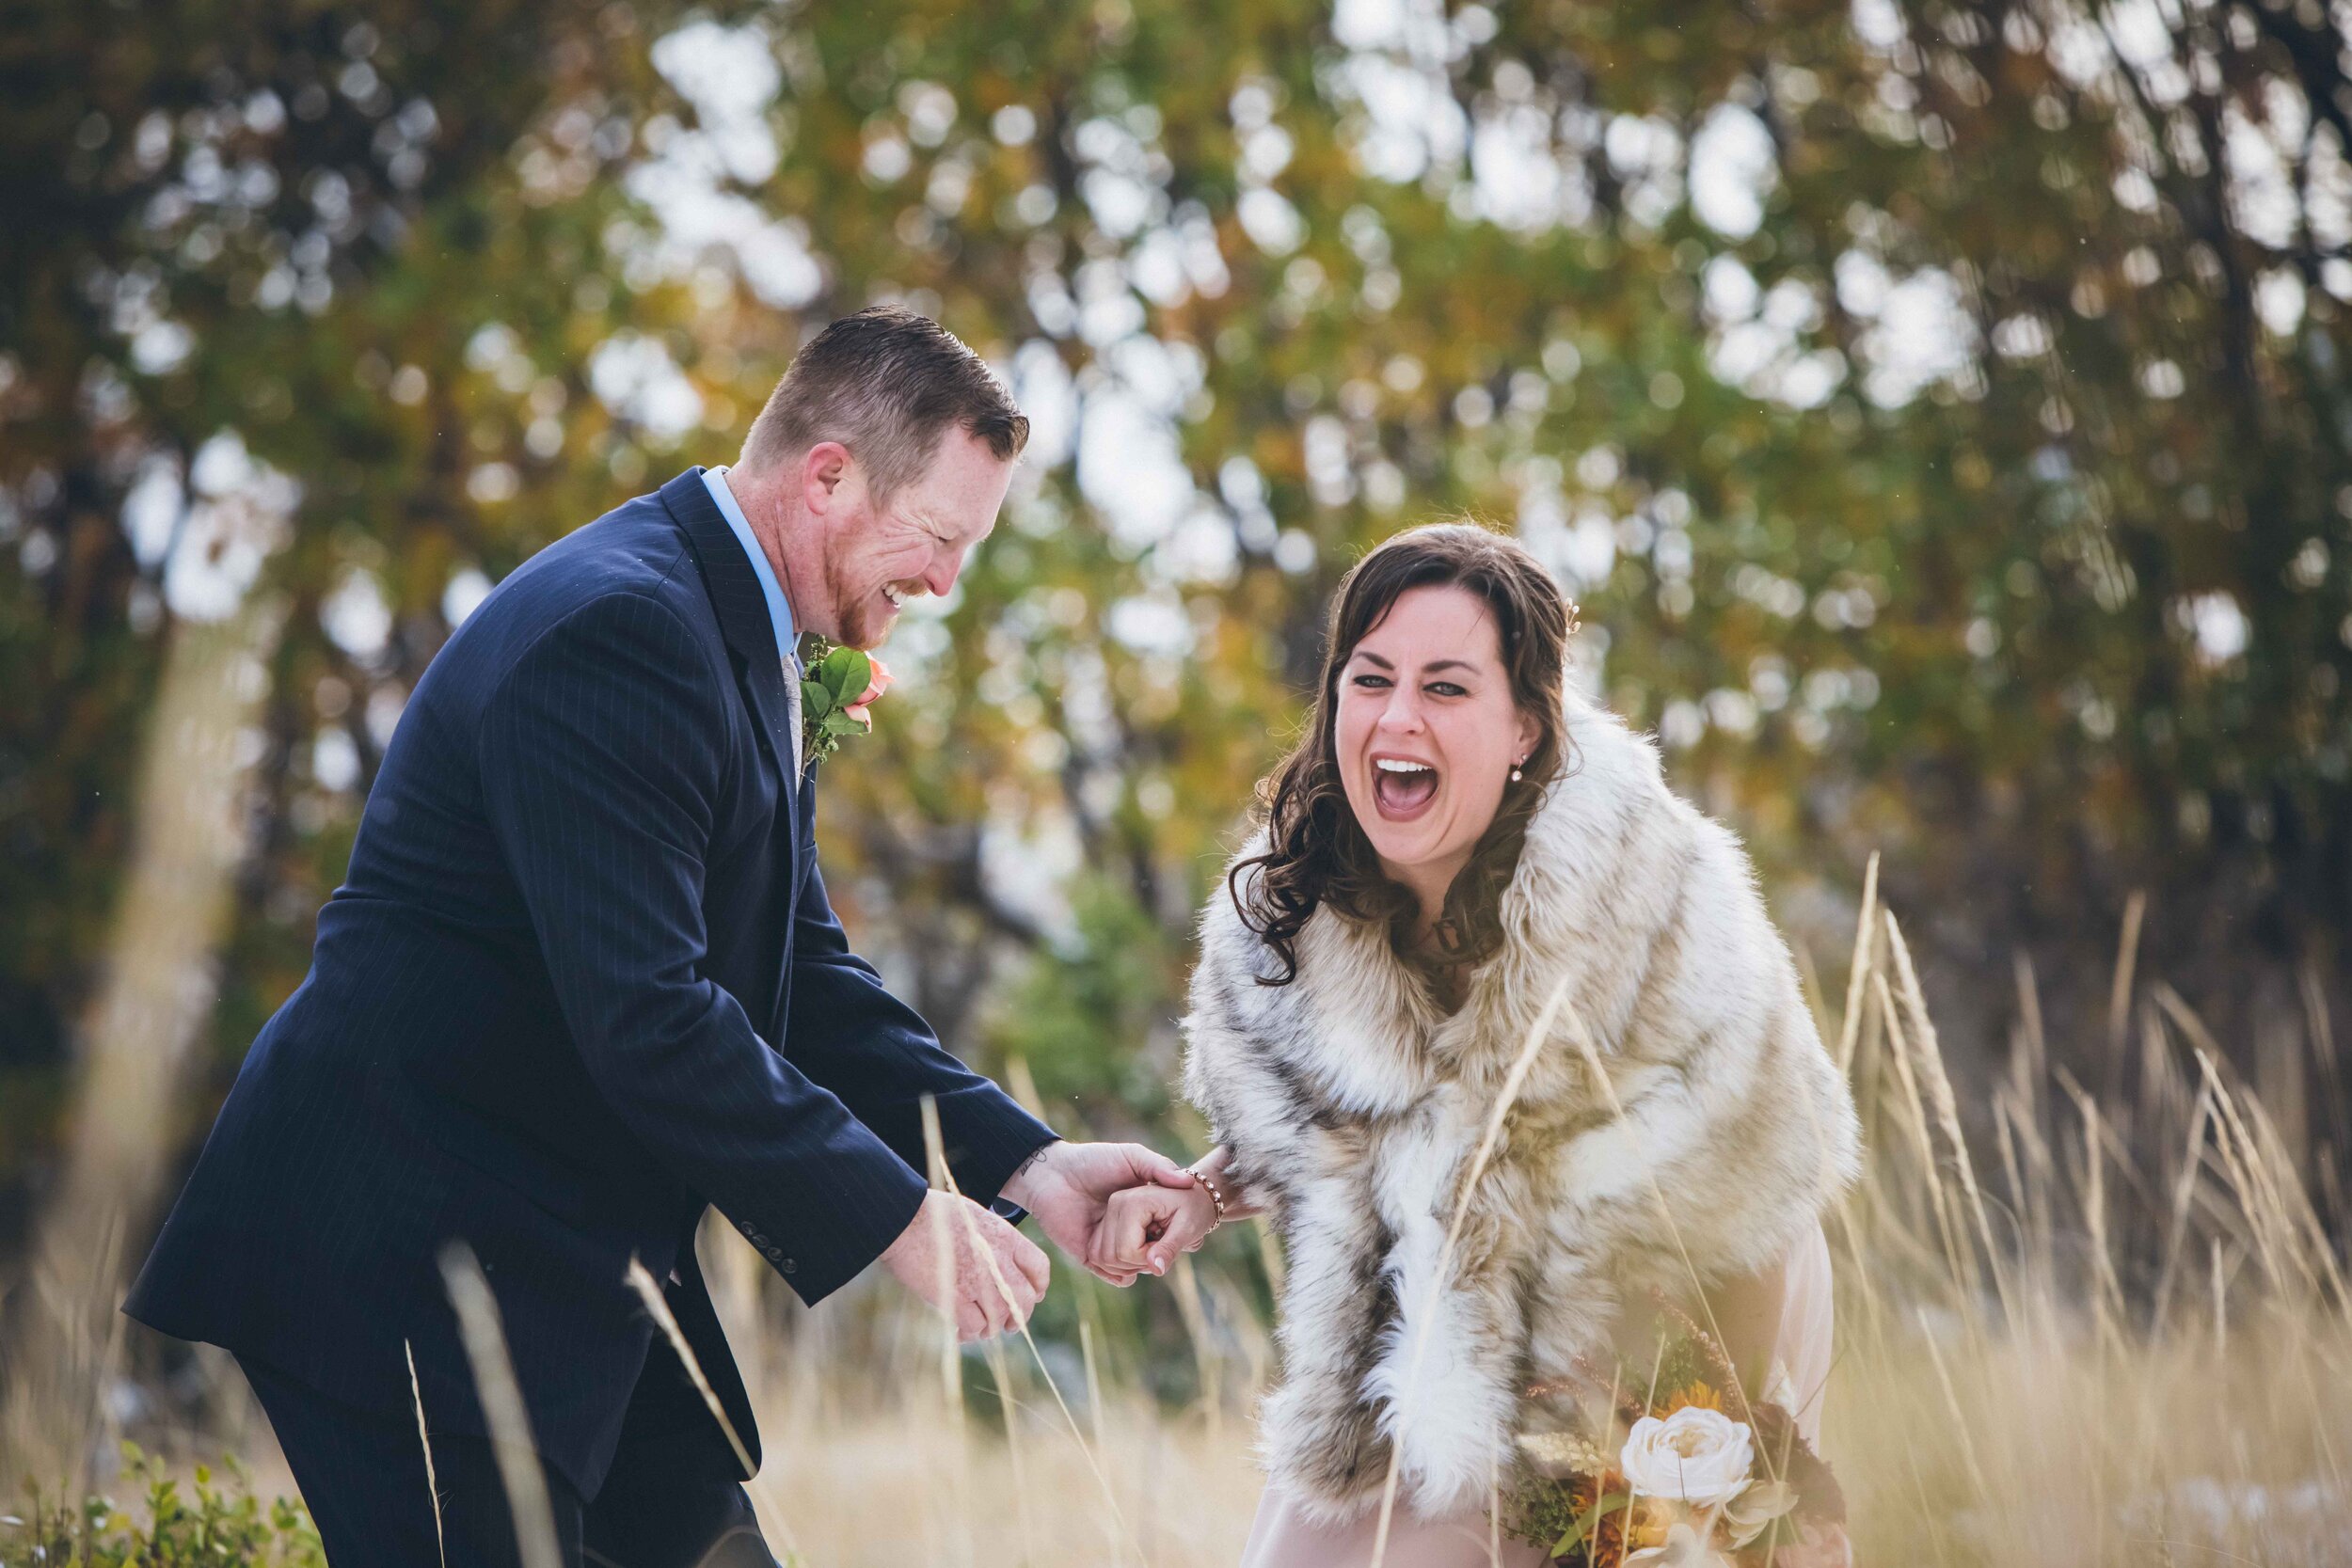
[
  {"x1": 660, "y1": 470, "x2": 803, "y2": 1037},
  {"x1": 660, "y1": 467, "x2": 799, "y2": 791}
]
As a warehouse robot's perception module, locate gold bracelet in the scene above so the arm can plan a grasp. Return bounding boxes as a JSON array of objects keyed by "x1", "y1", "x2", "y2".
[{"x1": 1192, "y1": 1166, "x2": 1228, "y2": 1231}]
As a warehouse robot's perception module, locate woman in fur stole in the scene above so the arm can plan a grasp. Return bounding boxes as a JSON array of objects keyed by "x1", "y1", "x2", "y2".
[{"x1": 1094, "y1": 524, "x2": 1861, "y2": 1565}]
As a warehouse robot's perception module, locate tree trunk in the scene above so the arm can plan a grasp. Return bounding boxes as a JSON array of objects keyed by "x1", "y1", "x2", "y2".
[{"x1": 2, "y1": 594, "x2": 279, "y2": 1485}]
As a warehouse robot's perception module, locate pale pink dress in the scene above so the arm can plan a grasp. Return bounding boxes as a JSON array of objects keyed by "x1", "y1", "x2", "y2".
[{"x1": 1237, "y1": 1226, "x2": 1836, "y2": 1568}]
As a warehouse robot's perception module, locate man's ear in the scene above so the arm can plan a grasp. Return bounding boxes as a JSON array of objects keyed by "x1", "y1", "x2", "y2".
[{"x1": 800, "y1": 440, "x2": 852, "y2": 515}]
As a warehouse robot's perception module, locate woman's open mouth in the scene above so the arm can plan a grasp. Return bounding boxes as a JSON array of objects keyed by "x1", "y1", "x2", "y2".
[{"x1": 1371, "y1": 755, "x2": 1440, "y2": 821}]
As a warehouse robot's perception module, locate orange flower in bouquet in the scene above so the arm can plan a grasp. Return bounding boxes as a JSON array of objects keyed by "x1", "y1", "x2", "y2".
[{"x1": 1505, "y1": 1306, "x2": 1847, "y2": 1568}]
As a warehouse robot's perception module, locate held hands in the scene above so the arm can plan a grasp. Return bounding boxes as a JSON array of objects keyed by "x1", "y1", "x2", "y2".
[
  {"x1": 880, "y1": 1189, "x2": 1051, "y2": 1342},
  {"x1": 999, "y1": 1140, "x2": 1196, "y2": 1287},
  {"x1": 1089, "y1": 1182, "x2": 1221, "y2": 1282},
  {"x1": 1081, "y1": 1144, "x2": 1252, "y2": 1283},
  {"x1": 882, "y1": 1142, "x2": 1220, "y2": 1336}
]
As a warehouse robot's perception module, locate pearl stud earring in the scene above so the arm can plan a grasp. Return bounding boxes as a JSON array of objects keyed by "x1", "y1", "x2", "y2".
[{"x1": 1510, "y1": 757, "x2": 1525, "y2": 783}]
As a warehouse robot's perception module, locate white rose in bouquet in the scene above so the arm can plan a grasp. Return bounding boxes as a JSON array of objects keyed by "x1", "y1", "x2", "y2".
[{"x1": 1618, "y1": 1406, "x2": 1756, "y2": 1509}]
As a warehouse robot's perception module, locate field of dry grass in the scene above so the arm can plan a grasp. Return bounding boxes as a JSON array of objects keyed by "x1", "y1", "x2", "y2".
[
  {"x1": 11, "y1": 870, "x2": 2349, "y2": 1567},
  {"x1": 699, "y1": 871, "x2": 2352, "y2": 1566}
]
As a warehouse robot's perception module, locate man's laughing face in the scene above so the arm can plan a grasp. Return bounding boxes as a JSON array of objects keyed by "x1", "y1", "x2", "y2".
[{"x1": 808, "y1": 427, "x2": 1014, "y2": 649}]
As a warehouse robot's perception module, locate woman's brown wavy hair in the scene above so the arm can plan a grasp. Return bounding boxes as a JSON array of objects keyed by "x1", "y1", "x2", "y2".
[{"x1": 1231, "y1": 521, "x2": 1577, "y2": 985}]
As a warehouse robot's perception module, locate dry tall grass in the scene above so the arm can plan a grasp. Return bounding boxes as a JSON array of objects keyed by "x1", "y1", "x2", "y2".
[
  {"x1": 723, "y1": 875, "x2": 2350, "y2": 1566},
  {"x1": 11, "y1": 874, "x2": 2347, "y2": 1567}
]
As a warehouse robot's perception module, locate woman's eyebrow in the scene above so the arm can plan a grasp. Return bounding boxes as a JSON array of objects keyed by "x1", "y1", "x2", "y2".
[{"x1": 1349, "y1": 651, "x2": 1476, "y2": 674}]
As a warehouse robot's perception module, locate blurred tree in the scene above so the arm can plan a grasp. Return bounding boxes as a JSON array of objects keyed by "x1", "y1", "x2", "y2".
[
  {"x1": 723, "y1": 0, "x2": 2352, "y2": 1172},
  {"x1": 5, "y1": 0, "x2": 2348, "y2": 1297},
  {"x1": 0, "y1": 0, "x2": 732, "y2": 1301}
]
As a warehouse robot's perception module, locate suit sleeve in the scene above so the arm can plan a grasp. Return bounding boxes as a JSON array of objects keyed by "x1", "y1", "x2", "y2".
[
  {"x1": 477, "y1": 592, "x2": 927, "y2": 1305},
  {"x1": 784, "y1": 851, "x2": 1057, "y2": 1203}
]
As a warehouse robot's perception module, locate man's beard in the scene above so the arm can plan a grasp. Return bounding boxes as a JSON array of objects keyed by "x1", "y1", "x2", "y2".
[{"x1": 830, "y1": 560, "x2": 889, "y2": 649}]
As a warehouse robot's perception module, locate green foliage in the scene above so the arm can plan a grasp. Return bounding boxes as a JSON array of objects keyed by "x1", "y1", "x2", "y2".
[
  {"x1": 1647, "y1": 1332, "x2": 1713, "y2": 1403},
  {"x1": 8, "y1": 0, "x2": 2350, "y2": 1237},
  {"x1": 1508, "y1": 1480, "x2": 1586, "y2": 1565},
  {"x1": 3, "y1": 1446, "x2": 322, "y2": 1567},
  {"x1": 0, "y1": 0, "x2": 737, "y2": 1227},
  {"x1": 987, "y1": 879, "x2": 1191, "y2": 1129},
  {"x1": 1549, "y1": 1491, "x2": 1631, "y2": 1561},
  {"x1": 799, "y1": 638, "x2": 877, "y2": 764}
]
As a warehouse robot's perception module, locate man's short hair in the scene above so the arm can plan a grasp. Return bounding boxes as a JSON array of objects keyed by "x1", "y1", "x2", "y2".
[{"x1": 737, "y1": 305, "x2": 1028, "y2": 499}]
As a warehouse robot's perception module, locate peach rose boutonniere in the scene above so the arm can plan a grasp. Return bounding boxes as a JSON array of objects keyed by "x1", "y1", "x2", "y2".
[{"x1": 798, "y1": 638, "x2": 894, "y2": 768}]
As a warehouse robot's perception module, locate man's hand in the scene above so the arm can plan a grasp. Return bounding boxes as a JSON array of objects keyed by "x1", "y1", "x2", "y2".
[
  {"x1": 880, "y1": 1189, "x2": 1050, "y2": 1341},
  {"x1": 1000, "y1": 1142, "x2": 1193, "y2": 1287}
]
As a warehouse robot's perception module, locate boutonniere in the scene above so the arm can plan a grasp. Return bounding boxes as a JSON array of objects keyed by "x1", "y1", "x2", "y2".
[{"x1": 797, "y1": 636, "x2": 894, "y2": 768}]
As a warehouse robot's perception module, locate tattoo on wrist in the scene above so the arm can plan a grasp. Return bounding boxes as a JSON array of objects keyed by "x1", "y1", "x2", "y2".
[{"x1": 1009, "y1": 1141, "x2": 1057, "y2": 1185}]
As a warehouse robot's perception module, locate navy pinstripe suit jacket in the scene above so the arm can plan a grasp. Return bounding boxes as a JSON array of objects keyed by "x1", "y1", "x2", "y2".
[{"x1": 126, "y1": 469, "x2": 1056, "y2": 1495}]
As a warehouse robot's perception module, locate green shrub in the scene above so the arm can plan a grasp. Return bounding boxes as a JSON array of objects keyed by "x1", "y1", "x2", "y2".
[{"x1": 3, "y1": 1445, "x2": 321, "y2": 1567}]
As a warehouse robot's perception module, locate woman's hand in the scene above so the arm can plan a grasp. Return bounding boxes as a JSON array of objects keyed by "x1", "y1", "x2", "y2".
[{"x1": 1087, "y1": 1183, "x2": 1220, "y2": 1283}]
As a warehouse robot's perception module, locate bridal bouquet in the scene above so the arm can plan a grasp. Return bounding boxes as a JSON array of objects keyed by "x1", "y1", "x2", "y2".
[{"x1": 1507, "y1": 1303, "x2": 1847, "y2": 1567}]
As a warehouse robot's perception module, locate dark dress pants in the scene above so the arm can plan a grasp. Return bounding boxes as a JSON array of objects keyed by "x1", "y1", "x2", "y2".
[{"x1": 239, "y1": 1353, "x2": 776, "y2": 1568}]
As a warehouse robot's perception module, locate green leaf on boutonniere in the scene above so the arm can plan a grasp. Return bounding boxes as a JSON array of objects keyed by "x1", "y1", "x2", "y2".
[
  {"x1": 819, "y1": 646, "x2": 870, "y2": 704},
  {"x1": 795, "y1": 636, "x2": 880, "y2": 768}
]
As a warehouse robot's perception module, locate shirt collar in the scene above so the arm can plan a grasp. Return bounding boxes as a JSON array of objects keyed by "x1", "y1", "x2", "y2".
[{"x1": 703, "y1": 466, "x2": 796, "y2": 668}]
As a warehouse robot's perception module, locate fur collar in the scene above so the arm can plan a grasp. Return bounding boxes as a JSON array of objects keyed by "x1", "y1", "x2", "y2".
[{"x1": 1182, "y1": 691, "x2": 1862, "y2": 1522}]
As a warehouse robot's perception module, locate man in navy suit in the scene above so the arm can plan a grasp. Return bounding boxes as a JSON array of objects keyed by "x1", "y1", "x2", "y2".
[{"x1": 126, "y1": 307, "x2": 1188, "y2": 1567}]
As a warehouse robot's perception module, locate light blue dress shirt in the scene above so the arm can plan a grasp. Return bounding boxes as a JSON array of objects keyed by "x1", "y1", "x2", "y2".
[{"x1": 703, "y1": 466, "x2": 796, "y2": 670}]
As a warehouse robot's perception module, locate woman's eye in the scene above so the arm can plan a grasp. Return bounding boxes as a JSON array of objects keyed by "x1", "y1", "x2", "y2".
[
  {"x1": 1427, "y1": 681, "x2": 1468, "y2": 698},
  {"x1": 1351, "y1": 673, "x2": 1391, "y2": 689}
]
